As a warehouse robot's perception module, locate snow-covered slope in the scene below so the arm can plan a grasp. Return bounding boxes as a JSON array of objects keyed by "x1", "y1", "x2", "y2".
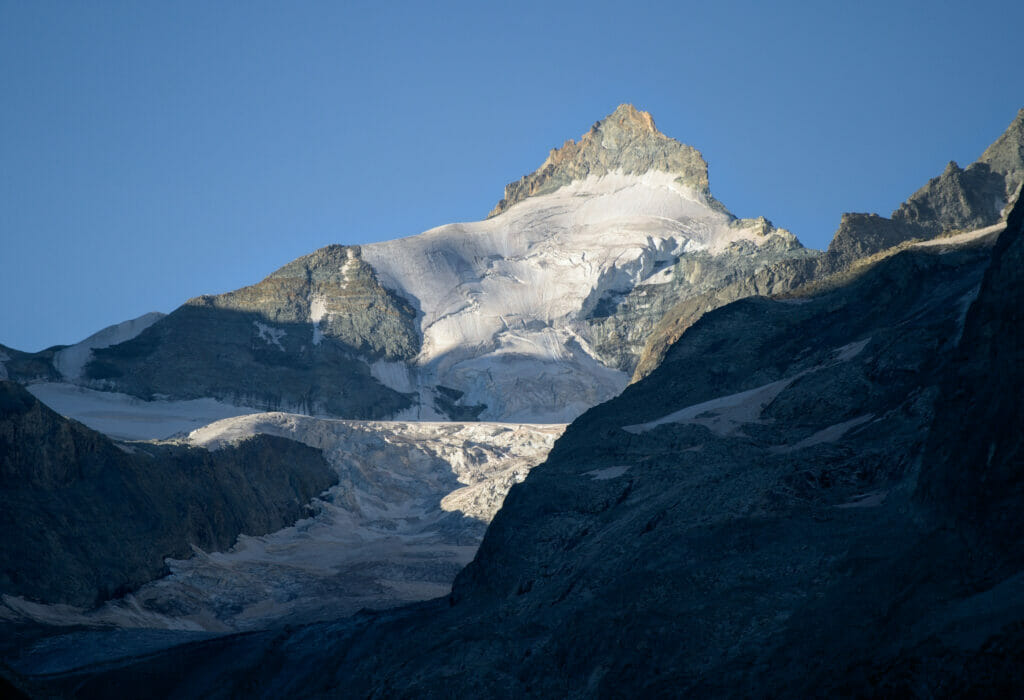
[
  {"x1": 25, "y1": 382, "x2": 258, "y2": 441},
  {"x1": 54, "y1": 311, "x2": 164, "y2": 381},
  {"x1": 1, "y1": 413, "x2": 563, "y2": 631},
  {"x1": 363, "y1": 170, "x2": 794, "y2": 422}
]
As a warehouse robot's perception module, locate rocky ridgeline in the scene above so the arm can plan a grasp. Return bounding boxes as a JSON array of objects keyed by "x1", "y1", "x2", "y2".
[{"x1": 821, "y1": 108, "x2": 1024, "y2": 274}]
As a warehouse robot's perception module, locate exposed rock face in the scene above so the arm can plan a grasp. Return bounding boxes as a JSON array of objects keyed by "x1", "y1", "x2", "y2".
[
  {"x1": 0, "y1": 343, "x2": 62, "y2": 384},
  {"x1": 38, "y1": 206, "x2": 1024, "y2": 697},
  {"x1": 488, "y1": 104, "x2": 721, "y2": 218},
  {"x1": 0, "y1": 381, "x2": 337, "y2": 608},
  {"x1": 81, "y1": 245, "x2": 418, "y2": 418},
  {"x1": 628, "y1": 234, "x2": 819, "y2": 380},
  {"x1": 821, "y1": 108, "x2": 1024, "y2": 274},
  {"x1": 918, "y1": 179, "x2": 1024, "y2": 547}
]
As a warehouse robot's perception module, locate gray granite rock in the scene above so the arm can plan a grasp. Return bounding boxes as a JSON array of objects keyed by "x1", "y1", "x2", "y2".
[{"x1": 820, "y1": 108, "x2": 1024, "y2": 274}]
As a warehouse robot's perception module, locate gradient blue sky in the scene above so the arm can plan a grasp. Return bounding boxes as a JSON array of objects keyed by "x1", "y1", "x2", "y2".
[{"x1": 3, "y1": 1, "x2": 1023, "y2": 351}]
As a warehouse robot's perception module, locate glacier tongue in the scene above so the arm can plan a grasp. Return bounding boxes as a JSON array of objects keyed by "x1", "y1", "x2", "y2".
[
  {"x1": 362, "y1": 171, "x2": 776, "y2": 422},
  {"x1": 2, "y1": 413, "x2": 564, "y2": 632}
]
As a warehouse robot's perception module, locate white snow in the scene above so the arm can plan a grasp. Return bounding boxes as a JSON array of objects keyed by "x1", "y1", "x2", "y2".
[
  {"x1": 2, "y1": 413, "x2": 564, "y2": 632},
  {"x1": 309, "y1": 294, "x2": 327, "y2": 346},
  {"x1": 253, "y1": 321, "x2": 286, "y2": 350},
  {"x1": 26, "y1": 383, "x2": 259, "y2": 441},
  {"x1": 53, "y1": 311, "x2": 164, "y2": 381},
  {"x1": 360, "y1": 170, "x2": 790, "y2": 422}
]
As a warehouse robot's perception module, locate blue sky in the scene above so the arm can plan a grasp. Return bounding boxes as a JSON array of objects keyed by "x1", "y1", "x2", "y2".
[{"x1": 2, "y1": 1, "x2": 1023, "y2": 351}]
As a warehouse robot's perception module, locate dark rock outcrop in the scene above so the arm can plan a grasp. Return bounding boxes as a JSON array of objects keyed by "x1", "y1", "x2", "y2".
[
  {"x1": 629, "y1": 238, "x2": 819, "y2": 380},
  {"x1": 0, "y1": 381, "x2": 337, "y2": 608}
]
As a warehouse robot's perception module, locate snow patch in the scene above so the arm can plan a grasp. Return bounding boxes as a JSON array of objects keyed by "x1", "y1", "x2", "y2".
[
  {"x1": 26, "y1": 383, "x2": 259, "y2": 441},
  {"x1": 623, "y1": 377, "x2": 796, "y2": 436},
  {"x1": 836, "y1": 490, "x2": 888, "y2": 509},
  {"x1": 833, "y1": 338, "x2": 870, "y2": 362},
  {"x1": 625, "y1": 339, "x2": 873, "y2": 436},
  {"x1": 912, "y1": 222, "x2": 1005, "y2": 250},
  {"x1": 370, "y1": 360, "x2": 416, "y2": 394},
  {"x1": 253, "y1": 321, "x2": 286, "y2": 350},
  {"x1": 309, "y1": 294, "x2": 327, "y2": 346},
  {"x1": 770, "y1": 414, "x2": 874, "y2": 454},
  {"x1": 585, "y1": 465, "x2": 631, "y2": 480}
]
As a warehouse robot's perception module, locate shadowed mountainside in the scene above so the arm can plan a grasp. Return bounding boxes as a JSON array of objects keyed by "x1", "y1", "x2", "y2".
[
  {"x1": 0, "y1": 381, "x2": 337, "y2": 609},
  {"x1": 31, "y1": 166, "x2": 1024, "y2": 700}
]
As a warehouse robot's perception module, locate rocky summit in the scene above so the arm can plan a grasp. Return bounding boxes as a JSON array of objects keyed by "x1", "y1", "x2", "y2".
[{"x1": 3, "y1": 105, "x2": 1024, "y2": 698}]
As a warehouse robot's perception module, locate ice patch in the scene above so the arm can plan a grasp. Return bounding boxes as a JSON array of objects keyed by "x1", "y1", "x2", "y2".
[
  {"x1": 953, "y1": 284, "x2": 981, "y2": 344},
  {"x1": 770, "y1": 414, "x2": 874, "y2": 454},
  {"x1": 26, "y1": 383, "x2": 259, "y2": 441},
  {"x1": 54, "y1": 311, "x2": 164, "y2": 381},
  {"x1": 832, "y1": 338, "x2": 870, "y2": 362},
  {"x1": 253, "y1": 321, "x2": 286, "y2": 350},
  {"x1": 585, "y1": 465, "x2": 631, "y2": 480},
  {"x1": 836, "y1": 490, "x2": 888, "y2": 509},
  {"x1": 623, "y1": 377, "x2": 797, "y2": 436},
  {"x1": 370, "y1": 360, "x2": 416, "y2": 394}
]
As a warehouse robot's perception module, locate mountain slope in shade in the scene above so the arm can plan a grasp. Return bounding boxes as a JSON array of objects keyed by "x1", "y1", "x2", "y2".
[{"x1": 44, "y1": 208, "x2": 1022, "y2": 697}]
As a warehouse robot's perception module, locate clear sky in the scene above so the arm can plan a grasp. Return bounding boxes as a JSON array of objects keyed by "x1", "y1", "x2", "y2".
[{"x1": 2, "y1": 1, "x2": 1023, "y2": 352}]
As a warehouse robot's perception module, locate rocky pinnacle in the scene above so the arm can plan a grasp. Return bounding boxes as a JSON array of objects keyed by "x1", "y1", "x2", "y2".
[{"x1": 488, "y1": 104, "x2": 720, "y2": 218}]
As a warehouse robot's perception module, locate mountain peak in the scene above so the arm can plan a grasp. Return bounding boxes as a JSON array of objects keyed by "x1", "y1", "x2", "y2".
[
  {"x1": 488, "y1": 104, "x2": 716, "y2": 218},
  {"x1": 601, "y1": 103, "x2": 659, "y2": 134}
]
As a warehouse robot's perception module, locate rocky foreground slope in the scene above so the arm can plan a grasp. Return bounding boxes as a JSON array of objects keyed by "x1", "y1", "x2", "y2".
[
  {"x1": 19, "y1": 145, "x2": 1024, "y2": 699},
  {"x1": 0, "y1": 381, "x2": 336, "y2": 610}
]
